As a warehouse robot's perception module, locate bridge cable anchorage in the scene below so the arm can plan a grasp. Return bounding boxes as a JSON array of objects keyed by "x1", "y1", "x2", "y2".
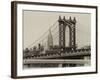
[{"x1": 26, "y1": 21, "x2": 58, "y2": 49}]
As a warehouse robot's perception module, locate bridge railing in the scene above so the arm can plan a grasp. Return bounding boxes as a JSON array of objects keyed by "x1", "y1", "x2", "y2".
[{"x1": 23, "y1": 48, "x2": 91, "y2": 59}]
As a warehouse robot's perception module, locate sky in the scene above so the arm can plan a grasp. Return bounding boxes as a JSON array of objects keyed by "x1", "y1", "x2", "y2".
[{"x1": 23, "y1": 10, "x2": 91, "y2": 49}]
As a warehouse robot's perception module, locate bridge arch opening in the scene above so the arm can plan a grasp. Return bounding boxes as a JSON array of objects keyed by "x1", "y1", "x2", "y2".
[{"x1": 65, "y1": 25, "x2": 70, "y2": 47}]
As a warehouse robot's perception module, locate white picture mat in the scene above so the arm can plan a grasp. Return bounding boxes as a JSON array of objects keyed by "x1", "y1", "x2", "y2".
[{"x1": 17, "y1": 3, "x2": 96, "y2": 76}]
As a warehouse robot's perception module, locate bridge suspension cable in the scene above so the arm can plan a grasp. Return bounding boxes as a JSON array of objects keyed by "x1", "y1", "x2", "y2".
[{"x1": 26, "y1": 20, "x2": 58, "y2": 49}]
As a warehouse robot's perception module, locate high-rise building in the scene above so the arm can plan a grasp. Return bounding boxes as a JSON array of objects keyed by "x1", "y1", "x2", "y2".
[{"x1": 47, "y1": 29, "x2": 53, "y2": 49}]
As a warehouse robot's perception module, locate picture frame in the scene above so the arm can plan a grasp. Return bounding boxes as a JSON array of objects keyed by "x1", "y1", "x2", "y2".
[{"x1": 11, "y1": 1, "x2": 98, "y2": 78}]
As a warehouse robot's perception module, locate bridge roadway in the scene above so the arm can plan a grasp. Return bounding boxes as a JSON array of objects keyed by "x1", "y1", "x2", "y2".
[
  {"x1": 23, "y1": 59, "x2": 90, "y2": 65},
  {"x1": 28, "y1": 50, "x2": 91, "y2": 59}
]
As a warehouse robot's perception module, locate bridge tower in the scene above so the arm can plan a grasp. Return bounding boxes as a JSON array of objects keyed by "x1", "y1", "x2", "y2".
[{"x1": 58, "y1": 16, "x2": 76, "y2": 51}]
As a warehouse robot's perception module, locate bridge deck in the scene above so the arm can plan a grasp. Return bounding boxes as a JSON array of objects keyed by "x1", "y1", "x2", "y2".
[
  {"x1": 23, "y1": 59, "x2": 90, "y2": 65},
  {"x1": 27, "y1": 51, "x2": 91, "y2": 59}
]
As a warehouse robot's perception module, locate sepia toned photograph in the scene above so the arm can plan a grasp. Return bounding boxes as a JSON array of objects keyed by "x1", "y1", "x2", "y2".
[
  {"x1": 23, "y1": 11, "x2": 91, "y2": 68},
  {"x1": 11, "y1": 1, "x2": 97, "y2": 78}
]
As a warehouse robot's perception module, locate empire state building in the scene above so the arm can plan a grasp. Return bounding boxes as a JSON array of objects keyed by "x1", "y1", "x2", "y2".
[{"x1": 47, "y1": 29, "x2": 53, "y2": 49}]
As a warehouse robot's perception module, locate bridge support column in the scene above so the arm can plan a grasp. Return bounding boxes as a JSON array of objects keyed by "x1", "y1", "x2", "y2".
[
  {"x1": 84, "y1": 57, "x2": 91, "y2": 66},
  {"x1": 58, "y1": 63, "x2": 62, "y2": 67}
]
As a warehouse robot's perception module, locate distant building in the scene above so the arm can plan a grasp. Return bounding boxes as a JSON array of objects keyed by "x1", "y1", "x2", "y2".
[{"x1": 47, "y1": 29, "x2": 53, "y2": 49}]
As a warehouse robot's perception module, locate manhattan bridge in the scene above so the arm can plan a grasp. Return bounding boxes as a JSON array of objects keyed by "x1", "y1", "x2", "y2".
[{"x1": 23, "y1": 16, "x2": 91, "y2": 68}]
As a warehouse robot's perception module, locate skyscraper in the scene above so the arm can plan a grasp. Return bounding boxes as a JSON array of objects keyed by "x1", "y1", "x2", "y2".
[{"x1": 47, "y1": 29, "x2": 53, "y2": 49}]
